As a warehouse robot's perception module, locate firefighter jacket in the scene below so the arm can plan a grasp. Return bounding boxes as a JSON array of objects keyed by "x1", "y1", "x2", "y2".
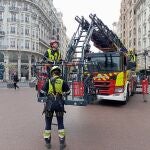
[
  {"x1": 43, "y1": 48, "x2": 61, "y2": 62},
  {"x1": 41, "y1": 76, "x2": 70, "y2": 96}
]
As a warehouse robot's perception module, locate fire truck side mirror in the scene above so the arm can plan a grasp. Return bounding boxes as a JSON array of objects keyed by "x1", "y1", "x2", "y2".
[{"x1": 124, "y1": 56, "x2": 127, "y2": 66}]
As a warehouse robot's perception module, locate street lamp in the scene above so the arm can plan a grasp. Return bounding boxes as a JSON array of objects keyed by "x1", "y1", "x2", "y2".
[{"x1": 143, "y1": 50, "x2": 148, "y2": 76}]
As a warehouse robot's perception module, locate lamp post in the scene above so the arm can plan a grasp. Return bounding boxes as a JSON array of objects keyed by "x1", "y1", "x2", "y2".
[{"x1": 143, "y1": 50, "x2": 148, "y2": 76}]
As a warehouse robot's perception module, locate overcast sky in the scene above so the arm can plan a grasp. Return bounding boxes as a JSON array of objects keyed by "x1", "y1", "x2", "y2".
[{"x1": 53, "y1": 0, "x2": 121, "y2": 39}]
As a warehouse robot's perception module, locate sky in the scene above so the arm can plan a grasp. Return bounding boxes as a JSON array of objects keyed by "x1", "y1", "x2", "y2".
[{"x1": 53, "y1": 0, "x2": 121, "y2": 39}]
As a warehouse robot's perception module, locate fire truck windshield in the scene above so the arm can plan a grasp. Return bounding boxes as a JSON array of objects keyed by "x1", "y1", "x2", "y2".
[{"x1": 86, "y1": 53, "x2": 121, "y2": 73}]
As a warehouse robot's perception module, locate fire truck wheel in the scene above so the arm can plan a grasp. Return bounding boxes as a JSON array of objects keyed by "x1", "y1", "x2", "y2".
[{"x1": 122, "y1": 88, "x2": 129, "y2": 105}]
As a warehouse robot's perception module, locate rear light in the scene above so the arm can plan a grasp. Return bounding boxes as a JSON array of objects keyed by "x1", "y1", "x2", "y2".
[{"x1": 115, "y1": 87, "x2": 124, "y2": 93}]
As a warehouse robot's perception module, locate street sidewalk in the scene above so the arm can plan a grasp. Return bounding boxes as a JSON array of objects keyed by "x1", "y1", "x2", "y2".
[{"x1": 0, "y1": 81, "x2": 30, "y2": 88}]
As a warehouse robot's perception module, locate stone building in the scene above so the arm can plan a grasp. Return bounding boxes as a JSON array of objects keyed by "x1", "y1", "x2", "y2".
[
  {"x1": 134, "y1": 0, "x2": 150, "y2": 69},
  {"x1": 0, "y1": 0, "x2": 68, "y2": 81},
  {"x1": 119, "y1": 0, "x2": 137, "y2": 50}
]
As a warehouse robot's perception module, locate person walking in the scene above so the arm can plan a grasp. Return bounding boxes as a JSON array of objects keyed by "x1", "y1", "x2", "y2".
[
  {"x1": 13, "y1": 72, "x2": 19, "y2": 90},
  {"x1": 40, "y1": 66, "x2": 70, "y2": 149}
]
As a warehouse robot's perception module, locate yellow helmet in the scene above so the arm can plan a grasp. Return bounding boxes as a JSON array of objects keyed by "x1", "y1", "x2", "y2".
[{"x1": 50, "y1": 66, "x2": 61, "y2": 74}]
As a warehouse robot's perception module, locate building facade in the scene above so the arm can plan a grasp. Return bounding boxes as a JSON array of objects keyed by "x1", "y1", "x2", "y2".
[
  {"x1": 119, "y1": 0, "x2": 137, "y2": 50},
  {"x1": 0, "y1": 0, "x2": 68, "y2": 81},
  {"x1": 134, "y1": 0, "x2": 150, "y2": 69}
]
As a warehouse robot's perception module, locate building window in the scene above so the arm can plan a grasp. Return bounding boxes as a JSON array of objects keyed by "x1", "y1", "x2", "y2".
[
  {"x1": 9, "y1": 53, "x2": 18, "y2": 63},
  {"x1": 21, "y1": 54, "x2": 29, "y2": 63},
  {"x1": 25, "y1": 40, "x2": 30, "y2": 49},
  {"x1": 129, "y1": 40, "x2": 131, "y2": 47},
  {"x1": 129, "y1": 30, "x2": 132, "y2": 37},
  {"x1": 25, "y1": 28, "x2": 30, "y2": 36},
  {"x1": 133, "y1": 38, "x2": 136, "y2": 46},
  {"x1": 57, "y1": 28, "x2": 59, "y2": 33},
  {"x1": 53, "y1": 28, "x2": 55, "y2": 35},
  {"x1": 133, "y1": 28, "x2": 136, "y2": 35},
  {"x1": 130, "y1": 10, "x2": 132, "y2": 18},
  {"x1": 10, "y1": 26, "x2": 16, "y2": 34},
  {"x1": 57, "y1": 35, "x2": 59, "y2": 40},
  {"x1": 36, "y1": 43, "x2": 38, "y2": 51},
  {"x1": 21, "y1": 27, "x2": 24, "y2": 35},
  {"x1": 0, "y1": 12, "x2": 3, "y2": 21},
  {"x1": 25, "y1": 14, "x2": 29, "y2": 23},
  {"x1": 11, "y1": 13, "x2": 17, "y2": 21},
  {"x1": 21, "y1": 39, "x2": 24, "y2": 49},
  {"x1": 143, "y1": 40, "x2": 146, "y2": 48},
  {"x1": 36, "y1": 30, "x2": 38, "y2": 38},
  {"x1": 144, "y1": 25, "x2": 146, "y2": 35},
  {"x1": 0, "y1": 52, "x2": 4, "y2": 62},
  {"x1": 32, "y1": 30, "x2": 35, "y2": 38},
  {"x1": 21, "y1": 14, "x2": 24, "y2": 22},
  {"x1": 32, "y1": 42, "x2": 35, "y2": 50},
  {"x1": 24, "y1": 4, "x2": 29, "y2": 11},
  {"x1": 11, "y1": 1, "x2": 16, "y2": 7},
  {"x1": 10, "y1": 38, "x2": 16, "y2": 48},
  {"x1": 138, "y1": 41, "x2": 141, "y2": 48}
]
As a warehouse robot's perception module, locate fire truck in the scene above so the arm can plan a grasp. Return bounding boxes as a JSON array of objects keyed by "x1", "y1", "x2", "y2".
[{"x1": 64, "y1": 14, "x2": 137, "y2": 105}]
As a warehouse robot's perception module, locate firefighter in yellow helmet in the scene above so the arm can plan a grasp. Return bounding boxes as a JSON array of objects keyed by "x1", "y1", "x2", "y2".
[
  {"x1": 40, "y1": 66, "x2": 70, "y2": 149},
  {"x1": 42, "y1": 40, "x2": 62, "y2": 63}
]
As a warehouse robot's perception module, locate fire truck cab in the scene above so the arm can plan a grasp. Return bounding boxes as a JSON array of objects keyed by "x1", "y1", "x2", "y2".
[{"x1": 85, "y1": 51, "x2": 137, "y2": 103}]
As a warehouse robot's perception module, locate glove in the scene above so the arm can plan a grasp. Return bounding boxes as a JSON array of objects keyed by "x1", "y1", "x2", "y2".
[{"x1": 39, "y1": 90, "x2": 47, "y2": 97}]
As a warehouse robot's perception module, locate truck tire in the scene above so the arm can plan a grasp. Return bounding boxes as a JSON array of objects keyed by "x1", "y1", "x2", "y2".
[{"x1": 122, "y1": 88, "x2": 129, "y2": 105}]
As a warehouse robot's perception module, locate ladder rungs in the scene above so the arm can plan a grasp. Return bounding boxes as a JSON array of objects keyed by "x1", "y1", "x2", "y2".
[
  {"x1": 78, "y1": 40, "x2": 85, "y2": 42},
  {"x1": 74, "y1": 51, "x2": 82, "y2": 53}
]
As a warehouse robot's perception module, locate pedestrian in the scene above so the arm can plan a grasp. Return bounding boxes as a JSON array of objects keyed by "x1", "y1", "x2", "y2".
[
  {"x1": 40, "y1": 66, "x2": 70, "y2": 149},
  {"x1": 142, "y1": 75, "x2": 148, "y2": 102},
  {"x1": 13, "y1": 72, "x2": 19, "y2": 90}
]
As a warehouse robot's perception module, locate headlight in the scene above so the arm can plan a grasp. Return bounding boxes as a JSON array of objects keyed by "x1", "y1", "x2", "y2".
[{"x1": 115, "y1": 87, "x2": 124, "y2": 93}]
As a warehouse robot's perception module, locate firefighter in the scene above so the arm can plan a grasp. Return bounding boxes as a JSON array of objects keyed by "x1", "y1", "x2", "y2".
[
  {"x1": 42, "y1": 40, "x2": 62, "y2": 63},
  {"x1": 40, "y1": 66, "x2": 70, "y2": 149},
  {"x1": 41, "y1": 40, "x2": 62, "y2": 78},
  {"x1": 128, "y1": 49, "x2": 136, "y2": 62}
]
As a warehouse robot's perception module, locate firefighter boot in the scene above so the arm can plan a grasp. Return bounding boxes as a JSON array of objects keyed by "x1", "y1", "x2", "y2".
[
  {"x1": 45, "y1": 138, "x2": 51, "y2": 149},
  {"x1": 43, "y1": 130, "x2": 51, "y2": 149},
  {"x1": 59, "y1": 129, "x2": 66, "y2": 150},
  {"x1": 59, "y1": 137, "x2": 66, "y2": 150}
]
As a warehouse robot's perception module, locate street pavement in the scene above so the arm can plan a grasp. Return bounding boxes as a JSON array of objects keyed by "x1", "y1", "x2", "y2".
[{"x1": 0, "y1": 88, "x2": 150, "y2": 150}]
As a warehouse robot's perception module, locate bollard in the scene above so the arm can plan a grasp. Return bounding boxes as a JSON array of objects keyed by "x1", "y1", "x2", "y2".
[{"x1": 142, "y1": 78, "x2": 149, "y2": 102}]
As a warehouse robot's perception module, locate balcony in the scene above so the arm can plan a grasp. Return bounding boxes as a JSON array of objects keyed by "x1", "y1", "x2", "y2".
[
  {"x1": 0, "y1": 31, "x2": 5, "y2": 37},
  {"x1": 22, "y1": 7, "x2": 31, "y2": 11},
  {"x1": 9, "y1": 6, "x2": 19, "y2": 13},
  {"x1": 7, "y1": 18, "x2": 19, "y2": 23},
  {"x1": 0, "y1": 6, "x2": 5, "y2": 12}
]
